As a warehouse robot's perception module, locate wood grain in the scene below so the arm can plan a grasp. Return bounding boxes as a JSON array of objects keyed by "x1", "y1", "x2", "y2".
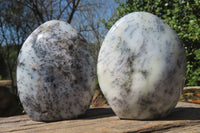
[{"x1": 0, "y1": 102, "x2": 200, "y2": 133}]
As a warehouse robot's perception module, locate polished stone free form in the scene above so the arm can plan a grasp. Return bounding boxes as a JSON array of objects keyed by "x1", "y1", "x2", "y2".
[
  {"x1": 17, "y1": 20, "x2": 96, "y2": 121},
  {"x1": 97, "y1": 12, "x2": 186, "y2": 119}
]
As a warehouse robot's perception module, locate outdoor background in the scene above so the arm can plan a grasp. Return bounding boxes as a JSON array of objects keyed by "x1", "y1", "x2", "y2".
[{"x1": 0, "y1": 0, "x2": 200, "y2": 111}]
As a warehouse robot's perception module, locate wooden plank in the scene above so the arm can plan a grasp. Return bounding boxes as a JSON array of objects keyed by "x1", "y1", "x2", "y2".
[
  {"x1": 0, "y1": 80, "x2": 12, "y2": 87},
  {"x1": 183, "y1": 86, "x2": 200, "y2": 91},
  {"x1": 0, "y1": 102, "x2": 200, "y2": 133},
  {"x1": 183, "y1": 86, "x2": 200, "y2": 92}
]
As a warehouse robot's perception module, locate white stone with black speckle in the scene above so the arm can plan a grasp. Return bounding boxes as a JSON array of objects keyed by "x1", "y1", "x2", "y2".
[
  {"x1": 97, "y1": 12, "x2": 186, "y2": 120},
  {"x1": 17, "y1": 20, "x2": 96, "y2": 122}
]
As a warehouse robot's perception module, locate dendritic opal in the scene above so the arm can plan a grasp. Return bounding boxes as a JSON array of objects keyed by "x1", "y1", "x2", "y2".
[
  {"x1": 97, "y1": 12, "x2": 186, "y2": 120},
  {"x1": 17, "y1": 20, "x2": 96, "y2": 122}
]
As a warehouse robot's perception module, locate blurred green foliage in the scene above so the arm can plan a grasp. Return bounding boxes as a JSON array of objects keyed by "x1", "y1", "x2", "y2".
[{"x1": 103, "y1": 0, "x2": 200, "y2": 86}]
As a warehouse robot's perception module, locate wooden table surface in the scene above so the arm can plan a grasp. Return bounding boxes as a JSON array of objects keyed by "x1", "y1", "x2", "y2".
[{"x1": 0, "y1": 102, "x2": 200, "y2": 133}]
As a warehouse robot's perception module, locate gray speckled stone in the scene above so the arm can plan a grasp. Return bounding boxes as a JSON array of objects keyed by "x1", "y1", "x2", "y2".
[
  {"x1": 17, "y1": 20, "x2": 96, "y2": 122},
  {"x1": 97, "y1": 12, "x2": 186, "y2": 120}
]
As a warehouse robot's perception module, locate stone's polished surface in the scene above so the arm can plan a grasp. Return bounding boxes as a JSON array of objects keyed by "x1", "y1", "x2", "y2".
[
  {"x1": 17, "y1": 20, "x2": 96, "y2": 122},
  {"x1": 97, "y1": 12, "x2": 186, "y2": 120}
]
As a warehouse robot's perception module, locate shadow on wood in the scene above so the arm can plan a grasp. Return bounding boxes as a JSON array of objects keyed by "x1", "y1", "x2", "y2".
[
  {"x1": 164, "y1": 107, "x2": 200, "y2": 120},
  {"x1": 79, "y1": 107, "x2": 115, "y2": 119},
  {"x1": 80, "y1": 106, "x2": 200, "y2": 121}
]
